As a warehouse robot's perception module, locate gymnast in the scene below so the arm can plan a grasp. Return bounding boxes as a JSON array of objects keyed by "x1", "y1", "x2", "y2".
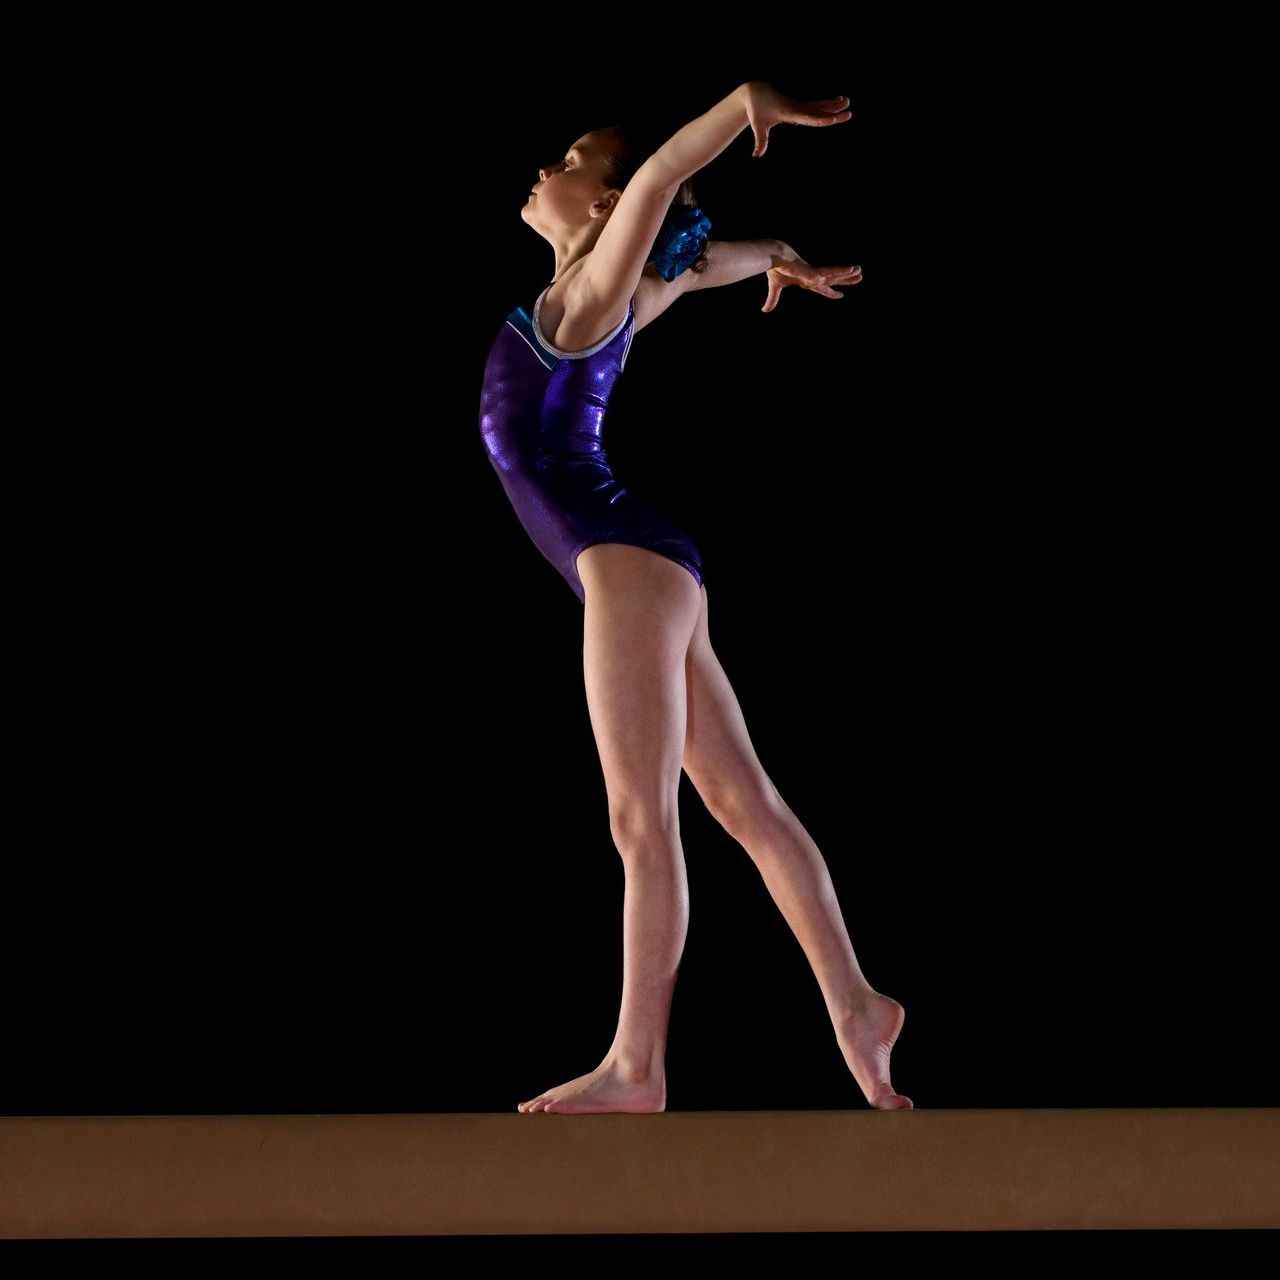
[{"x1": 478, "y1": 81, "x2": 913, "y2": 1113}]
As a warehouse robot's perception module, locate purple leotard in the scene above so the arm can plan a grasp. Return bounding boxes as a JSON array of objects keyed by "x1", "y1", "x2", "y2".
[{"x1": 478, "y1": 283, "x2": 705, "y2": 604}]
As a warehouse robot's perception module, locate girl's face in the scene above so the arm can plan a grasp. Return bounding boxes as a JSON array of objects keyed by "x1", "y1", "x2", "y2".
[{"x1": 522, "y1": 130, "x2": 621, "y2": 233}]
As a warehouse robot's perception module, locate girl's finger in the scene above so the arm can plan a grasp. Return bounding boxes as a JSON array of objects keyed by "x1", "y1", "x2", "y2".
[
  {"x1": 797, "y1": 109, "x2": 851, "y2": 125},
  {"x1": 802, "y1": 96, "x2": 849, "y2": 112}
]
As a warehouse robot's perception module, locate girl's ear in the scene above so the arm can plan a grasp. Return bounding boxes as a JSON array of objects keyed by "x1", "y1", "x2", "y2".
[{"x1": 594, "y1": 188, "x2": 623, "y2": 218}]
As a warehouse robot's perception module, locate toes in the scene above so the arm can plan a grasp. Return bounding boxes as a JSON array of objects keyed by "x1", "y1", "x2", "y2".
[
  {"x1": 876, "y1": 1093, "x2": 913, "y2": 1110},
  {"x1": 872, "y1": 1086, "x2": 912, "y2": 1110}
]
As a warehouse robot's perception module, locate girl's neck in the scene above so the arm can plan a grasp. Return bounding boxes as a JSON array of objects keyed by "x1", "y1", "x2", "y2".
[{"x1": 550, "y1": 259, "x2": 587, "y2": 287}]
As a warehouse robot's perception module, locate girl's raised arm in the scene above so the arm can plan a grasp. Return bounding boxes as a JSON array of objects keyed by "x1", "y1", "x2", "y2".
[
  {"x1": 579, "y1": 82, "x2": 851, "y2": 331},
  {"x1": 575, "y1": 84, "x2": 753, "y2": 326},
  {"x1": 648, "y1": 81, "x2": 851, "y2": 186}
]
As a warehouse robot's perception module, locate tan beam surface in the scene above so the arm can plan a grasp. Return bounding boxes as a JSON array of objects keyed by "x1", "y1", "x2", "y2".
[{"x1": 2, "y1": 1108, "x2": 1277, "y2": 1237}]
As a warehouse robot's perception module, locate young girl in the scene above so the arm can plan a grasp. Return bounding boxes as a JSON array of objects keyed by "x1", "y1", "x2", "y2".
[{"x1": 479, "y1": 81, "x2": 912, "y2": 1114}]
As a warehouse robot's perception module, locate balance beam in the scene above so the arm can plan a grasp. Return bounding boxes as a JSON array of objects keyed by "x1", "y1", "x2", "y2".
[{"x1": 2, "y1": 1108, "x2": 1276, "y2": 1237}]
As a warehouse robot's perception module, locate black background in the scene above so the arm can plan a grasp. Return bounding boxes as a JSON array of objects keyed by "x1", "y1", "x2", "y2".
[{"x1": 7, "y1": 37, "x2": 1267, "y2": 1138}]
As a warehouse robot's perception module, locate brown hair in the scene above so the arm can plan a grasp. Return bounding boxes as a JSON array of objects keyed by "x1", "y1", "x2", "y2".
[{"x1": 600, "y1": 123, "x2": 710, "y2": 276}]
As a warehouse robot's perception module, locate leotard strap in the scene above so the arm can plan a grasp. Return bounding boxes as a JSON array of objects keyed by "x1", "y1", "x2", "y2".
[{"x1": 532, "y1": 285, "x2": 633, "y2": 359}]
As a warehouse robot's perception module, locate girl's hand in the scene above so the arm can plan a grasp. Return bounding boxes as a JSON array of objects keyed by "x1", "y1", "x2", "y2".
[
  {"x1": 742, "y1": 81, "x2": 852, "y2": 159},
  {"x1": 762, "y1": 258, "x2": 862, "y2": 313}
]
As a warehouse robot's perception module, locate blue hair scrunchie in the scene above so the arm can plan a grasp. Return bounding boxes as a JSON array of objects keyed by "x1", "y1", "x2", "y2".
[{"x1": 653, "y1": 205, "x2": 712, "y2": 281}]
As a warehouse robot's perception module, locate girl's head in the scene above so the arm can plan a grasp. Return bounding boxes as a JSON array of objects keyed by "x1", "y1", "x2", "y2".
[
  {"x1": 522, "y1": 130, "x2": 614, "y2": 233},
  {"x1": 522, "y1": 124, "x2": 710, "y2": 277}
]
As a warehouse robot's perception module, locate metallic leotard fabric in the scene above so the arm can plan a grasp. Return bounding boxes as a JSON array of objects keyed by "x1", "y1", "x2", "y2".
[{"x1": 478, "y1": 284, "x2": 705, "y2": 604}]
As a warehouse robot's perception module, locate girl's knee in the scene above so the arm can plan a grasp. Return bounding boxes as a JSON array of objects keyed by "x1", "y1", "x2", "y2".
[
  {"x1": 699, "y1": 777, "x2": 786, "y2": 843},
  {"x1": 608, "y1": 796, "x2": 681, "y2": 856}
]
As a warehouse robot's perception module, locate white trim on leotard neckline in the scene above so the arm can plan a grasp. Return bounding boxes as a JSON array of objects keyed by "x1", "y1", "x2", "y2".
[{"x1": 532, "y1": 284, "x2": 633, "y2": 359}]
